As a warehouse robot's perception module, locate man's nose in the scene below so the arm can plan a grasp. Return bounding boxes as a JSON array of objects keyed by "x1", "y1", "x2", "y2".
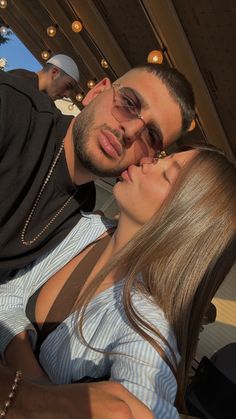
[{"x1": 120, "y1": 118, "x2": 145, "y2": 143}]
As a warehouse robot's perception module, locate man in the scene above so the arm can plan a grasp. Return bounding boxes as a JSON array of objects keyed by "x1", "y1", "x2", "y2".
[
  {"x1": 0, "y1": 63, "x2": 195, "y2": 417},
  {"x1": 8, "y1": 53, "x2": 79, "y2": 100},
  {"x1": 0, "y1": 63, "x2": 195, "y2": 282}
]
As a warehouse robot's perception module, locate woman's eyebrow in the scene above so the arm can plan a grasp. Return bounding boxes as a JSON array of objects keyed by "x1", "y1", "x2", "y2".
[{"x1": 173, "y1": 160, "x2": 182, "y2": 172}]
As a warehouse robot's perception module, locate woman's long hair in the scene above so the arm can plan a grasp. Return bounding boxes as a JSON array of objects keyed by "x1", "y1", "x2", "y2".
[{"x1": 73, "y1": 146, "x2": 236, "y2": 411}]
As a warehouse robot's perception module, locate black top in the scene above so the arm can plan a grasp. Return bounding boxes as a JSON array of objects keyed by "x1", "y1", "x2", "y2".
[
  {"x1": 0, "y1": 71, "x2": 95, "y2": 277},
  {"x1": 8, "y1": 68, "x2": 39, "y2": 89}
]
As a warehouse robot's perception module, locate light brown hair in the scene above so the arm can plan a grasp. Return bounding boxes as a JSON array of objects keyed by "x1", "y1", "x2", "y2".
[{"x1": 74, "y1": 146, "x2": 236, "y2": 411}]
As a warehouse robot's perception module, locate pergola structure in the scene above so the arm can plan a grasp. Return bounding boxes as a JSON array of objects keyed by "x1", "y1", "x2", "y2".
[{"x1": 0, "y1": 0, "x2": 235, "y2": 158}]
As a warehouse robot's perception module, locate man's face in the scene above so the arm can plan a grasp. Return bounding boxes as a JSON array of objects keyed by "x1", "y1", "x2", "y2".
[
  {"x1": 47, "y1": 72, "x2": 76, "y2": 100},
  {"x1": 73, "y1": 69, "x2": 182, "y2": 177}
]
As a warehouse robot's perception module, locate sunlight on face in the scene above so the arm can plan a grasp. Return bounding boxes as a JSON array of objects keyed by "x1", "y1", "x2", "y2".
[
  {"x1": 73, "y1": 70, "x2": 183, "y2": 178},
  {"x1": 114, "y1": 150, "x2": 198, "y2": 226}
]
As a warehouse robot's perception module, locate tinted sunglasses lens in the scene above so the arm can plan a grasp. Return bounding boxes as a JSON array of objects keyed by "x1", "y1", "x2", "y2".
[{"x1": 113, "y1": 103, "x2": 137, "y2": 121}]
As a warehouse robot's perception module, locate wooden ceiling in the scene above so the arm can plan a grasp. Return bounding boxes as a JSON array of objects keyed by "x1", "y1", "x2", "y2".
[{"x1": 1, "y1": 0, "x2": 235, "y2": 157}]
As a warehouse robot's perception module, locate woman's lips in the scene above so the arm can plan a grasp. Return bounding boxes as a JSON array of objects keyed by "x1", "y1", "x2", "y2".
[
  {"x1": 98, "y1": 129, "x2": 122, "y2": 158},
  {"x1": 121, "y1": 166, "x2": 133, "y2": 182}
]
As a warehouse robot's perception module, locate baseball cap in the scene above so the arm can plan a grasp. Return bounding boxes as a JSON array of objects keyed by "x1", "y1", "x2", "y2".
[{"x1": 46, "y1": 54, "x2": 80, "y2": 82}]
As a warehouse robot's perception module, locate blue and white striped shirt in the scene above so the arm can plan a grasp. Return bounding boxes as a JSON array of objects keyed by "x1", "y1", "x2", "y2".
[{"x1": 0, "y1": 213, "x2": 180, "y2": 418}]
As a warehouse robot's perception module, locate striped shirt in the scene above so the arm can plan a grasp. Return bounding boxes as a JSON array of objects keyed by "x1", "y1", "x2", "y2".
[{"x1": 0, "y1": 213, "x2": 180, "y2": 418}]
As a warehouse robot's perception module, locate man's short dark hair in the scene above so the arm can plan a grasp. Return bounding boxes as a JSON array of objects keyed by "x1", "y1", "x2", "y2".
[
  {"x1": 42, "y1": 63, "x2": 66, "y2": 77},
  {"x1": 135, "y1": 63, "x2": 195, "y2": 136}
]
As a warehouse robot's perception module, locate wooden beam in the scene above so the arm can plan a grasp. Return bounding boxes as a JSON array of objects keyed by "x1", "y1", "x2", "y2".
[
  {"x1": 72, "y1": 0, "x2": 131, "y2": 76},
  {"x1": 38, "y1": 0, "x2": 105, "y2": 81},
  {"x1": 141, "y1": 0, "x2": 233, "y2": 157}
]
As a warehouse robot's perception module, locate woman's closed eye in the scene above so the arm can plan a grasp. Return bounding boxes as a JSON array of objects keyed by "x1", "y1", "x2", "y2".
[{"x1": 163, "y1": 171, "x2": 171, "y2": 184}]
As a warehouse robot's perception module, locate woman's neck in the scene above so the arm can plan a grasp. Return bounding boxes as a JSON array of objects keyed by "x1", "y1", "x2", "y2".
[{"x1": 105, "y1": 213, "x2": 141, "y2": 257}]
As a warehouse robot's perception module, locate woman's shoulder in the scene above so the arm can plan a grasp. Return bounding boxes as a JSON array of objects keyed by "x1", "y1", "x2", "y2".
[{"x1": 129, "y1": 290, "x2": 179, "y2": 361}]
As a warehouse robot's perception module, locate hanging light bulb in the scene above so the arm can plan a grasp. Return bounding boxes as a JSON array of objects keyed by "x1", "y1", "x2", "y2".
[
  {"x1": 0, "y1": 26, "x2": 8, "y2": 35},
  {"x1": 87, "y1": 80, "x2": 96, "y2": 89},
  {"x1": 147, "y1": 50, "x2": 163, "y2": 64},
  {"x1": 41, "y1": 50, "x2": 50, "y2": 60},
  {"x1": 0, "y1": 57, "x2": 7, "y2": 68},
  {"x1": 47, "y1": 25, "x2": 57, "y2": 37},
  {"x1": 0, "y1": 0, "x2": 7, "y2": 9},
  {"x1": 76, "y1": 93, "x2": 84, "y2": 102},
  {"x1": 101, "y1": 58, "x2": 109, "y2": 69},
  {"x1": 188, "y1": 119, "x2": 196, "y2": 131},
  {"x1": 68, "y1": 103, "x2": 74, "y2": 111},
  {"x1": 158, "y1": 150, "x2": 167, "y2": 159},
  {"x1": 72, "y1": 20, "x2": 83, "y2": 33}
]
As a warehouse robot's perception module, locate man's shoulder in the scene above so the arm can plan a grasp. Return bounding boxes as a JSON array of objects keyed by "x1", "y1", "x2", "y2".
[
  {"x1": 8, "y1": 68, "x2": 36, "y2": 78},
  {"x1": 0, "y1": 70, "x2": 52, "y2": 113}
]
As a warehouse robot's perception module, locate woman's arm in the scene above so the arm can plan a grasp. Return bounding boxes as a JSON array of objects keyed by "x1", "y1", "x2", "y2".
[
  {"x1": 0, "y1": 273, "x2": 38, "y2": 358},
  {"x1": 109, "y1": 298, "x2": 180, "y2": 418},
  {"x1": 0, "y1": 268, "x2": 50, "y2": 382},
  {"x1": 0, "y1": 363, "x2": 135, "y2": 419},
  {"x1": 4, "y1": 331, "x2": 50, "y2": 384},
  {"x1": 92, "y1": 381, "x2": 154, "y2": 419}
]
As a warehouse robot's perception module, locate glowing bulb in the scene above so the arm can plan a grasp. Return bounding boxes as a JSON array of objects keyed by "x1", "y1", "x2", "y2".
[
  {"x1": 68, "y1": 103, "x2": 74, "y2": 111},
  {"x1": 101, "y1": 58, "x2": 109, "y2": 69},
  {"x1": 188, "y1": 119, "x2": 196, "y2": 131},
  {"x1": 0, "y1": 0, "x2": 7, "y2": 9},
  {"x1": 41, "y1": 50, "x2": 50, "y2": 60},
  {"x1": 0, "y1": 57, "x2": 7, "y2": 68},
  {"x1": 72, "y1": 21, "x2": 83, "y2": 33},
  {"x1": 87, "y1": 80, "x2": 96, "y2": 89},
  {"x1": 76, "y1": 93, "x2": 83, "y2": 102},
  {"x1": 47, "y1": 26, "x2": 57, "y2": 37},
  {"x1": 158, "y1": 150, "x2": 167, "y2": 159},
  {"x1": 147, "y1": 50, "x2": 163, "y2": 64},
  {"x1": 0, "y1": 26, "x2": 7, "y2": 35}
]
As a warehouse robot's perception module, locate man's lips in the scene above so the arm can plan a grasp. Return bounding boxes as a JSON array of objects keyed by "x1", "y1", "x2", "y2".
[{"x1": 98, "y1": 129, "x2": 122, "y2": 158}]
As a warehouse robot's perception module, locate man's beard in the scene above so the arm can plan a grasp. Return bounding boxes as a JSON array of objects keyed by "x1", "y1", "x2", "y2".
[{"x1": 72, "y1": 106, "x2": 126, "y2": 178}]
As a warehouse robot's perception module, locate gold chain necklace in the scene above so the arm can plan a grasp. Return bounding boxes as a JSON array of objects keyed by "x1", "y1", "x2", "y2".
[{"x1": 21, "y1": 141, "x2": 77, "y2": 246}]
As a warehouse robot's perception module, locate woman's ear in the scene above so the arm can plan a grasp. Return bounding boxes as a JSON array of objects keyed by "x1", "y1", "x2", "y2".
[{"x1": 82, "y1": 78, "x2": 112, "y2": 106}]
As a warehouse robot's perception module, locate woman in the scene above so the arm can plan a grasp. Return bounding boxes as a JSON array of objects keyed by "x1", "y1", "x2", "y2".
[{"x1": 0, "y1": 147, "x2": 235, "y2": 418}]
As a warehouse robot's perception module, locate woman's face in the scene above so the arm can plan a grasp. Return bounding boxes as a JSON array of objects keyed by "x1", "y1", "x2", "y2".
[{"x1": 114, "y1": 150, "x2": 198, "y2": 226}]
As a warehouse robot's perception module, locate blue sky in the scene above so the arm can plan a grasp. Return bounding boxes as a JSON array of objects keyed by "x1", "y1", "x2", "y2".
[{"x1": 0, "y1": 32, "x2": 40, "y2": 71}]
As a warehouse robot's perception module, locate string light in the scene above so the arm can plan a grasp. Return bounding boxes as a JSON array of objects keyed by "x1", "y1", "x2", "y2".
[
  {"x1": 0, "y1": 57, "x2": 7, "y2": 68},
  {"x1": 76, "y1": 93, "x2": 84, "y2": 102},
  {"x1": 101, "y1": 58, "x2": 109, "y2": 69},
  {"x1": 68, "y1": 103, "x2": 74, "y2": 111},
  {"x1": 41, "y1": 50, "x2": 50, "y2": 60},
  {"x1": 147, "y1": 50, "x2": 163, "y2": 64},
  {"x1": 0, "y1": 26, "x2": 8, "y2": 35},
  {"x1": 188, "y1": 119, "x2": 196, "y2": 131},
  {"x1": 0, "y1": 0, "x2": 7, "y2": 9},
  {"x1": 87, "y1": 80, "x2": 96, "y2": 89},
  {"x1": 47, "y1": 25, "x2": 57, "y2": 37},
  {"x1": 72, "y1": 20, "x2": 83, "y2": 33}
]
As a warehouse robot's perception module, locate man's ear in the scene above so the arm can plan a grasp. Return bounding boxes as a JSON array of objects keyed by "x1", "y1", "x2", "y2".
[
  {"x1": 51, "y1": 66, "x2": 60, "y2": 80},
  {"x1": 82, "y1": 78, "x2": 112, "y2": 106}
]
